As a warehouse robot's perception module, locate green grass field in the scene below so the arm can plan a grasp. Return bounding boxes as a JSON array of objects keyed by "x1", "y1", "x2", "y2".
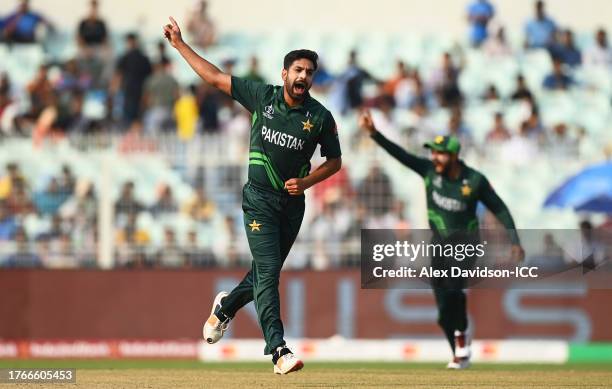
[{"x1": 0, "y1": 360, "x2": 611, "y2": 388}]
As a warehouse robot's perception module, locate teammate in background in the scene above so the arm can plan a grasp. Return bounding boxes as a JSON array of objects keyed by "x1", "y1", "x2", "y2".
[
  {"x1": 359, "y1": 110, "x2": 524, "y2": 369},
  {"x1": 164, "y1": 17, "x2": 342, "y2": 375}
]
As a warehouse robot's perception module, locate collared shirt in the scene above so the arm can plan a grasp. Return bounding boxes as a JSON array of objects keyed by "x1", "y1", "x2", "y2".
[{"x1": 231, "y1": 76, "x2": 341, "y2": 192}]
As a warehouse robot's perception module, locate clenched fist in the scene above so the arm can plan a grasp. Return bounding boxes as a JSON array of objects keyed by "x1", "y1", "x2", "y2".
[{"x1": 284, "y1": 178, "x2": 308, "y2": 196}]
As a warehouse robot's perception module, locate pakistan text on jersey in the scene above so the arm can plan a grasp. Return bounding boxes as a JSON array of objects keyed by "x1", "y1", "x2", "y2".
[
  {"x1": 432, "y1": 190, "x2": 467, "y2": 212},
  {"x1": 261, "y1": 126, "x2": 305, "y2": 151}
]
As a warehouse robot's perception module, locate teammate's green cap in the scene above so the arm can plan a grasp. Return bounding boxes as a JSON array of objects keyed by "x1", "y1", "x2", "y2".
[{"x1": 424, "y1": 135, "x2": 461, "y2": 154}]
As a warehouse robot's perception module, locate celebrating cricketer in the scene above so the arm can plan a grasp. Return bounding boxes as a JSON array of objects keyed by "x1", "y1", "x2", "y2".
[
  {"x1": 164, "y1": 17, "x2": 342, "y2": 375},
  {"x1": 359, "y1": 110, "x2": 524, "y2": 369}
]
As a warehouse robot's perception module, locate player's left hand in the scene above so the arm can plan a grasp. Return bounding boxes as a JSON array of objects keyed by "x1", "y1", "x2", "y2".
[
  {"x1": 285, "y1": 178, "x2": 308, "y2": 195},
  {"x1": 510, "y1": 244, "x2": 525, "y2": 263}
]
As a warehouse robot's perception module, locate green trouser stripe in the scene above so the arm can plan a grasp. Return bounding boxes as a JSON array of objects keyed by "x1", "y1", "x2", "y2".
[
  {"x1": 249, "y1": 160, "x2": 282, "y2": 190},
  {"x1": 428, "y1": 210, "x2": 447, "y2": 230},
  {"x1": 428, "y1": 210, "x2": 449, "y2": 237},
  {"x1": 569, "y1": 343, "x2": 612, "y2": 362},
  {"x1": 249, "y1": 152, "x2": 284, "y2": 188}
]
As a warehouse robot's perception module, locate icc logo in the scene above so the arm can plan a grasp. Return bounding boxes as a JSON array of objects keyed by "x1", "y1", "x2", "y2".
[{"x1": 263, "y1": 105, "x2": 274, "y2": 119}]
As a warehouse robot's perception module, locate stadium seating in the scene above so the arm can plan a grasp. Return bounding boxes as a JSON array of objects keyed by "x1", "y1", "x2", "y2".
[{"x1": 0, "y1": 27, "x2": 610, "y2": 268}]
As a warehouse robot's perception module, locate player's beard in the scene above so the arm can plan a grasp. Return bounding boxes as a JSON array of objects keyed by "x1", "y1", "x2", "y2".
[
  {"x1": 434, "y1": 161, "x2": 451, "y2": 175},
  {"x1": 286, "y1": 78, "x2": 310, "y2": 102}
]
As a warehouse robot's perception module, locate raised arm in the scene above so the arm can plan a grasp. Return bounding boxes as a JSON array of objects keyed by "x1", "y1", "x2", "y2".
[
  {"x1": 163, "y1": 16, "x2": 231, "y2": 95},
  {"x1": 358, "y1": 110, "x2": 432, "y2": 177}
]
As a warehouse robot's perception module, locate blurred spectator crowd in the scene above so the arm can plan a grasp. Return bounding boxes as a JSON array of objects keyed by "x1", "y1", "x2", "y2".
[{"x1": 0, "y1": 0, "x2": 611, "y2": 269}]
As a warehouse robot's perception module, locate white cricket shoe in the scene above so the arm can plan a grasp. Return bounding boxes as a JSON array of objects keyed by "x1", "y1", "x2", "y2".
[
  {"x1": 446, "y1": 356, "x2": 471, "y2": 370},
  {"x1": 454, "y1": 330, "x2": 471, "y2": 359},
  {"x1": 203, "y1": 291, "x2": 229, "y2": 344},
  {"x1": 273, "y1": 347, "x2": 304, "y2": 375}
]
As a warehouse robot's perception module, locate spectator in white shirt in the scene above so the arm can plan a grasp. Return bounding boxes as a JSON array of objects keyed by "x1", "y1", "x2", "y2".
[{"x1": 584, "y1": 28, "x2": 612, "y2": 68}]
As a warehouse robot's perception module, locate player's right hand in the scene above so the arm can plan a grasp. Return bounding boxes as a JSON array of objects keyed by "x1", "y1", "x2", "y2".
[
  {"x1": 358, "y1": 109, "x2": 377, "y2": 135},
  {"x1": 163, "y1": 16, "x2": 183, "y2": 48}
]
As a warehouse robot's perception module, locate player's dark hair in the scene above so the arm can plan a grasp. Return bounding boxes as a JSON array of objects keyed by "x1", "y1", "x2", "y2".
[{"x1": 283, "y1": 49, "x2": 318, "y2": 71}]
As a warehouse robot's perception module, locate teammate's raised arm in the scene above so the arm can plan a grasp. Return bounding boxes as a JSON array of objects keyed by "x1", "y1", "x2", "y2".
[
  {"x1": 359, "y1": 110, "x2": 431, "y2": 177},
  {"x1": 163, "y1": 16, "x2": 231, "y2": 95}
]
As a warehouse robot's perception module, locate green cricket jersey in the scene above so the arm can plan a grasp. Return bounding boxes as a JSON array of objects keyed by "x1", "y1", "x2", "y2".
[
  {"x1": 372, "y1": 131, "x2": 520, "y2": 244},
  {"x1": 231, "y1": 76, "x2": 342, "y2": 192}
]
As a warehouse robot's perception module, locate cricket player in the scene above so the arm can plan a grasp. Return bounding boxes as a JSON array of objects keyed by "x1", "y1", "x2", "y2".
[
  {"x1": 359, "y1": 110, "x2": 524, "y2": 369},
  {"x1": 164, "y1": 18, "x2": 342, "y2": 374}
]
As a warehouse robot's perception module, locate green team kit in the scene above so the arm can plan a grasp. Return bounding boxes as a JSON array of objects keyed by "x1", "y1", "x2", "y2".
[
  {"x1": 166, "y1": 16, "x2": 520, "y2": 374},
  {"x1": 165, "y1": 13, "x2": 523, "y2": 370},
  {"x1": 371, "y1": 131, "x2": 520, "y2": 366},
  {"x1": 371, "y1": 132, "x2": 519, "y2": 238},
  {"x1": 216, "y1": 76, "x2": 341, "y2": 356}
]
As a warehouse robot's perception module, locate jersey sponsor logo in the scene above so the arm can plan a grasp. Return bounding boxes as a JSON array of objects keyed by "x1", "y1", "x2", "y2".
[
  {"x1": 261, "y1": 126, "x2": 305, "y2": 151},
  {"x1": 263, "y1": 105, "x2": 274, "y2": 119},
  {"x1": 432, "y1": 190, "x2": 467, "y2": 212}
]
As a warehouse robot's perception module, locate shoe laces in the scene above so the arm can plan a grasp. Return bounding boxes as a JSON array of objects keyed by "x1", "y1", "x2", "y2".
[{"x1": 213, "y1": 314, "x2": 230, "y2": 331}]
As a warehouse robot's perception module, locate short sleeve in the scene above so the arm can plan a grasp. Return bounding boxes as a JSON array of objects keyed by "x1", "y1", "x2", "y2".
[
  {"x1": 230, "y1": 76, "x2": 270, "y2": 113},
  {"x1": 318, "y1": 111, "x2": 342, "y2": 158}
]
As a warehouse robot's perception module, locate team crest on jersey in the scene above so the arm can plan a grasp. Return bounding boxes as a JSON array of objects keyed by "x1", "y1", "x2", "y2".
[
  {"x1": 263, "y1": 105, "x2": 274, "y2": 119},
  {"x1": 461, "y1": 179, "x2": 472, "y2": 197},
  {"x1": 302, "y1": 119, "x2": 314, "y2": 132}
]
